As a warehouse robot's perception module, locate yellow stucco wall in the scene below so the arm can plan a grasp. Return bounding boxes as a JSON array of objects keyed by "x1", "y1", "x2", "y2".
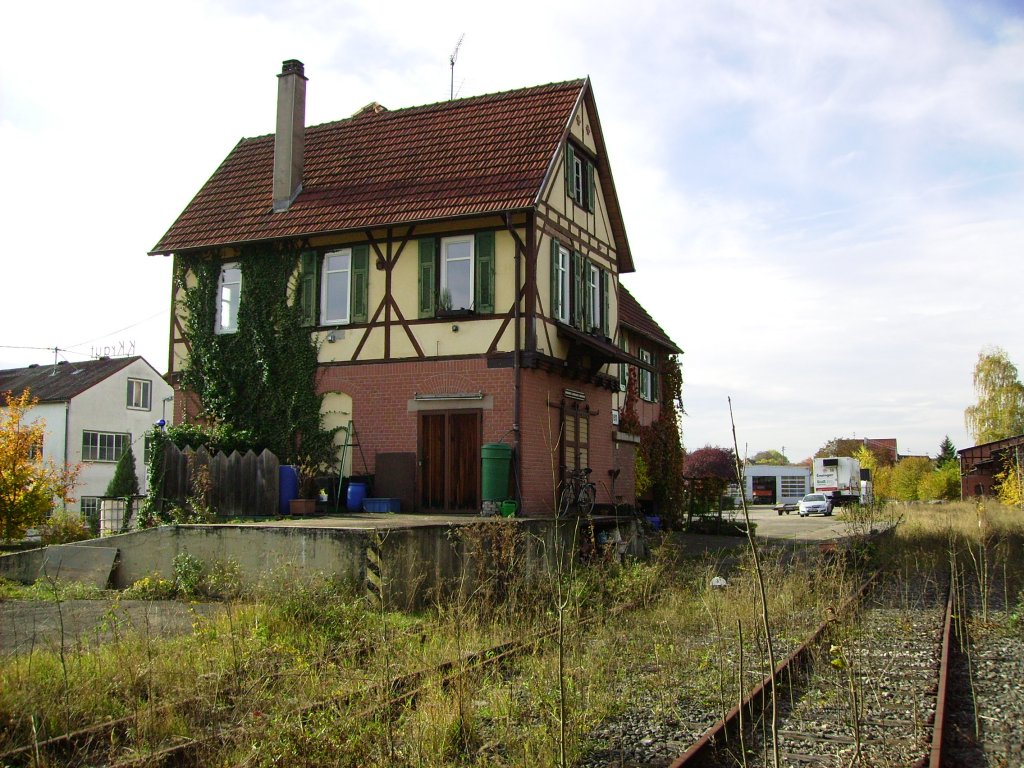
[{"x1": 165, "y1": 219, "x2": 529, "y2": 371}]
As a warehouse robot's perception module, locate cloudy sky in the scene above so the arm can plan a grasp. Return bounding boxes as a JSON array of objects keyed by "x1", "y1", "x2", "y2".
[{"x1": 2, "y1": 0, "x2": 1021, "y2": 462}]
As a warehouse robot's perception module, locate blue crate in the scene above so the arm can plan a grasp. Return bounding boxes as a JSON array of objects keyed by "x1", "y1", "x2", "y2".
[{"x1": 363, "y1": 497, "x2": 400, "y2": 513}]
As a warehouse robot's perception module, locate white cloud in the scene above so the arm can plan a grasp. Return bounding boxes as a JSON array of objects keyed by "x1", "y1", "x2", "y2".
[{"x1": 2, "y1": 0, "x2": 1022, "y2": 462}]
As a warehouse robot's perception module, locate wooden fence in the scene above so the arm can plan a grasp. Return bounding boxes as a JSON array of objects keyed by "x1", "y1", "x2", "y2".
[{"x1": 155, "y1": 445, "x2": 281, "y2": 518}]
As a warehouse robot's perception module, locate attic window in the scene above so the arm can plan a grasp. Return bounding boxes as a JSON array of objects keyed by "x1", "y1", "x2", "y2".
[{"x1": 564, "y1": 142, "x2": 594, "y2": 212}]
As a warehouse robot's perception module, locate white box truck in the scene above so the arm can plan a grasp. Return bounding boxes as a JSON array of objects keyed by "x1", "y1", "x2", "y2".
[{"x1": 813, "y1": 457, "x2": 862, "y2": 505}]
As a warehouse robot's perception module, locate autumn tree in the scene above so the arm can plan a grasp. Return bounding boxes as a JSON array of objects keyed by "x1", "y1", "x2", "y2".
[
  {"x1": 0, "y1": 390, "x2": 79, "y2": 542},
  {"x1": 919, "y1": 461, "x2": 961, "y2": 502},
  {"x1": 890, "y1": 456, "x2": 934, "y2": 501},
  {"x1": 814, "y1": 437, "x2": 865, "y2": 460},
  {"x1": 681, "y1": 445, "x2": 737, "y2": 525},
  {"x1": 964, "y1": 346, "x2": 1024, "y2": 444},
  {"x1": 750, "y1": 449, "x2": 788, "y2": 465},
  {"x1": 995, "y1": 451, "x2": 1023, "y2": 509}
]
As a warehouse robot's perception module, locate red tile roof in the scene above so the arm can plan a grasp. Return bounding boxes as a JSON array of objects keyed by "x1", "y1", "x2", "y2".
[
  {"x1": 619, "y1": 286, "x2": 681, "y2": 354},
  {"x1": 153, "y1": 80, "x2": 589, "y2": 254}
]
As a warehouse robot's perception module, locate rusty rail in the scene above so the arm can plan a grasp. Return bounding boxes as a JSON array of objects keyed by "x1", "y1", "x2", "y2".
[
  {"x1": 668, "y1": 570, "x2": 880, "y2": 768},
  {"x1": 915, "y1": 576, "x2": 957, "y2": 768}
]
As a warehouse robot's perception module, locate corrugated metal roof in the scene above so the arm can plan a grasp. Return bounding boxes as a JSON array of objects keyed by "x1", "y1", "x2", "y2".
[
  {"x1": 619, "y1": 286, "x2": 681, "y2": 354},
  {"x1": 153, "y1": 80, "x2": 587, "y2": 254},
  {"x1": 0, "y1": 357, "x2": 140, "y2": 403}
]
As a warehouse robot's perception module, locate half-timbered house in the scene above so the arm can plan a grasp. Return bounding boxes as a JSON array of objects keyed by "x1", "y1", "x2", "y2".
[{"x1": 152, "y1": 60, "x2": 681, "y2": 516}]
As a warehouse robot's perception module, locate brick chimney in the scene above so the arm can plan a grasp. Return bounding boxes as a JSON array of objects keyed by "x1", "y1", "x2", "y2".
[{"x1": 272, "y1": 59, "x2": 307, "y2": 212}]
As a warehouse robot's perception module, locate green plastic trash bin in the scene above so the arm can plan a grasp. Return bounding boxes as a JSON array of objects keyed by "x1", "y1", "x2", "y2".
[{"x1": 481, "y1": 442, "x2": 513, "y2": 502}]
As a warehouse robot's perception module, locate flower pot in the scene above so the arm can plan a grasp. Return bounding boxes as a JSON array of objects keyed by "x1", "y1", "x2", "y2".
[{"x1": 289, "y1": 498, "x2": 316, "y2": 516}]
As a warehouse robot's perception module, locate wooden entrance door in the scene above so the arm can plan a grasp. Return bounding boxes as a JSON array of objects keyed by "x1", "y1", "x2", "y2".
[{"x1": 419, "y1": 411, "x2": 481, "y2": 512}]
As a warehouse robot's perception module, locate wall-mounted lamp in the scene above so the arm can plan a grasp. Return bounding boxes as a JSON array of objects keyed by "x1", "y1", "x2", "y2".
[
  {"x1": 327, "y1": 332, "x2": 336, "y2": 343},
  {"x1": 451, "y1": 324, "x2": 459, "y2": 332}
]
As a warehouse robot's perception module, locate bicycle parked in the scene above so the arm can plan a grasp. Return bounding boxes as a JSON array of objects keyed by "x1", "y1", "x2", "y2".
[{"x1": 557, "y1": 467, "x2": 596, "y2": 517}]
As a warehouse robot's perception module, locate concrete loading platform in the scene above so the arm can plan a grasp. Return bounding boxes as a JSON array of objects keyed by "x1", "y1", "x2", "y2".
[{"x1": 0, "y1": 513, "x2": 646, "y2": 610}]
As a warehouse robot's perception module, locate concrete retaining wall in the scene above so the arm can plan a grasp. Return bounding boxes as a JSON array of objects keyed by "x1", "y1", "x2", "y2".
[{"x1": 0, "y1": 518, "x2": 640, "y2": 609}]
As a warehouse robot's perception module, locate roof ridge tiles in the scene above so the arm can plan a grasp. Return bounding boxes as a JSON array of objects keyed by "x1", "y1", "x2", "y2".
[{"x1": 239, "y1": 78, "x2": 586, "y2": 143}]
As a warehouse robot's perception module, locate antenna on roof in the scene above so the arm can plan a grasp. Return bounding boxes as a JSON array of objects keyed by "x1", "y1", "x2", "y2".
[{"x1": 449, "y1": 33, "x2": 464, "y2": 100}]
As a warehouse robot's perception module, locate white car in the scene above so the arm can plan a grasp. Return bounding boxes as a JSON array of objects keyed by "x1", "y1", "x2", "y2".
[{"x1": 798, "y1": 493, "x2": 833, "y2": 517}]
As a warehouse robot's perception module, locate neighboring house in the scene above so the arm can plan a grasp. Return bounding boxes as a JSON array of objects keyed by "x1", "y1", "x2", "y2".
[
  {"x1": 0, "y1": 357, "x2": 173, "y2": 520},
  {"x1": 958, "y1": 435, "x2": 1024, "y2": 498},
  {"x1": 151, "y1": 60, "x2": 681, "y2": 516}
]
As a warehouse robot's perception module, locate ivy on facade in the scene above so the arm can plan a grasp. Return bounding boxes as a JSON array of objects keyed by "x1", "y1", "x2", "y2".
[
  {"x1": 175, "y1": 247, "x2": 335, "y2": 469},
  {"x1": 638, "y1": 354, "x2": 685, "y2": 527}
]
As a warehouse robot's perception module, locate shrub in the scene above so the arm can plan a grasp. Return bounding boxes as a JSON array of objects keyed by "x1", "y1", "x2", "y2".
[
  {"x1": 173, "y1": 552, "x2": 205, "y2": 597},
  {"x1": 39, "y1": 510, "x2": 92, "y2": 544},
  {"x1": 123, "y1": 573, "x2": 177, "y2": 600}
]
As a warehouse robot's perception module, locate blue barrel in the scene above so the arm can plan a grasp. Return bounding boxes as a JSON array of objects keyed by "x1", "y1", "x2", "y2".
[
  {"x1": 279, "y1": 465, "x2": 299, "y2": 515},
  {"x1": 347, "y1": 481, "x2": 368, "y2": 512}
]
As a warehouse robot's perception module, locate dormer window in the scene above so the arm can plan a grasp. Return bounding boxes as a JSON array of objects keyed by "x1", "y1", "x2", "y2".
[{"x1": 564, "y1": 142, "x2": 595, "y2": 212}]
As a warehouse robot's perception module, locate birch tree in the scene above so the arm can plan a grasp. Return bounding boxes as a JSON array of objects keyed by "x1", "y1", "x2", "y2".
[{"x1": 964, "y1": 347, "x2": 1024, "y2": 444}]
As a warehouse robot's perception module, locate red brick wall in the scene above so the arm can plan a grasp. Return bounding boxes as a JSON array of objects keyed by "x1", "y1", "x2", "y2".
[
  {"x1": 517, "y1": 371, "x2": 621, "y2": 515},
  {"x1": 175, "y1": 357, "x2": 634, "y2": 518},
  {"x1": 317, "y1": 358, "x2": 517, "y2": 472}
]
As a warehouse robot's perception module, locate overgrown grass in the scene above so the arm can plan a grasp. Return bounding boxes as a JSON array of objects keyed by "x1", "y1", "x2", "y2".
[
  {"x1": 0, "y1": 577, "x2": 109, "y2": 601},
  {"x1": 2, "y1": 505, "x2": 1022, "y2": 766}
]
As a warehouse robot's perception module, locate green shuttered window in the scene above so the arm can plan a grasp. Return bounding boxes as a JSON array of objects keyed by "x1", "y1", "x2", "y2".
[
  {"x1": 419, "y1": 231, "x2": 496, "y2": 317},
  {"x1": 298, "y1": 246, "x2": 369, "y2": 326}
]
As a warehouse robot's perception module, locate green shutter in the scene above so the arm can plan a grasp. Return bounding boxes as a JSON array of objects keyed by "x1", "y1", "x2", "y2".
[
  {"x1": 572, "y1": 251, "x2": 585, "y2": 330},
  {"x1": 599, "y1": 268, "x2": 609, "y2": 337},
  {"x1": 583, "y1": 261, "x2": 593, "y2": 331},
  {"x1": 550, "y1": 238, "x2": 560, "y2": 321},
  {"x1": 585, "y1": 157, "x2": 595, "y2": 212},
  {"x1": 564, "y1": 144, "x2": 575, "y2": 201},
  {"x1": 299, "y1": 250, "x2": 317, "y2": 326},
  {"x1": 351, "y1": 244, "x2": 369, "y2": 323},
  {"x1": 418, "y1": 238, "x2": 436, "y2": 318},
  {"x1": 474, "y1": 230, "x2": 495, "y2": 314}
]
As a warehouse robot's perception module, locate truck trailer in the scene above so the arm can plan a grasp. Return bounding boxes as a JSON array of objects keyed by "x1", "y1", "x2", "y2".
[{"x1": 813, "y1": 456, "x2": 862, "y2": 505}]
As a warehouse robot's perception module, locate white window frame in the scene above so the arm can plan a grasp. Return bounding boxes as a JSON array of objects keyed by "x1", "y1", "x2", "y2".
[
  {"x1": 80, "y1": 497, "x2": 101, "y2": 518},
  {"x1": 440, "y1": 235, "x2": 474, "y2": 311},
  {"x1": 127, "y1": 378, "x2": 152, "y2": 410},
  {"x1": 587, "y1": 262, "x2": 601, "y2": 331},
  {"x1": 554, "y1": 244, "x2": 570, "y2": 323},
  {"x1": 216, "y1": 263, "x2": 241, "y2": 334},
  {"x1": 82, "y1": 431, "x2": 130, "y2": 463},
  {"x1": 573, "y1": 154, "x2": 585, "y2": 205},
  {"x1": 321, "y1": 249, "x2": 352, "y2": 325},
  {"x1": 639, "y1": 349, "x2": 653, "y2": 401}
]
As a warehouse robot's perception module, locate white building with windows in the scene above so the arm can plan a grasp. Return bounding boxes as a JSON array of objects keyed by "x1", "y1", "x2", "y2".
[
  {"x1": 733, "y1": 464, "x2": 812, "y2": 507},
  {"x1": 0, "y1": 357, "x2": 172, "y2": 522}
]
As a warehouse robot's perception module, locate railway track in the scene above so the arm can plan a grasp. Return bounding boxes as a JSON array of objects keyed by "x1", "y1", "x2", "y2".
[
  {"x1": 638, "y1": 568, "x2": 951, "y2": 768},
  {"x1": 3, "y1": 523, "x2": 1020, "y2": 767}
]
